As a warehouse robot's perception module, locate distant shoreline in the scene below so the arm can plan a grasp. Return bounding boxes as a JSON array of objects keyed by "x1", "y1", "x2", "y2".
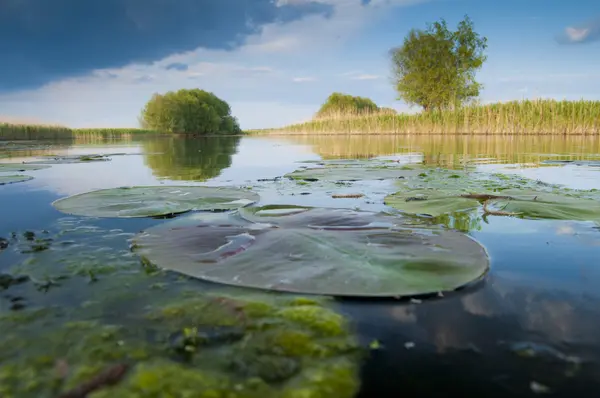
[
  {"x1": 246, "y1": 99, "x2": 600, "y2": 136},
  {"x1": 2, "y1": 99, "x2": 599, "y2": 140}
]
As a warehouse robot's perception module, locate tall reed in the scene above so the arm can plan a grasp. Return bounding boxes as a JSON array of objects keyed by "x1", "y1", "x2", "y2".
[
  {"x1": 258, "y1": 99, "x2": 600, "y2": 135},
  {"x1": 0, "y1": 123, "x2": 73, "y2": 140}
]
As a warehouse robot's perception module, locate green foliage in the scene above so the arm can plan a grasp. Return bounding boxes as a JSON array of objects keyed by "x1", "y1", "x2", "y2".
[
  {"x1": 141, "y1": 89, "x2": 241, "y2": 135},
  {"x1": 272, "y1": 99, "x2": 600, "y2": 135},
  {"x1": 73, "y1": 128, "x2": 158, "y2": 138},
  {"x1": 0, "y1": 123, "x2": 73, "y2": 140},
  {"x1": 390, "y1": 15, "x2": 488, "y2": 111},
  {"x1": 315, "y1": 93, "x2": 379, "y2": 119}
]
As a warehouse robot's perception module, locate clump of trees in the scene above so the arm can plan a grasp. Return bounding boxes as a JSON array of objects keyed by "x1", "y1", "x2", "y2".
[
  {"x1": 140, "y1": 89, "x2": 241, "y2": 135},
  {"x1": 390, "y1": 15, "x2": 487, "y2": 111},
  {"x1": 315, "y1": 93, "x2": 380, "y2": 118}
]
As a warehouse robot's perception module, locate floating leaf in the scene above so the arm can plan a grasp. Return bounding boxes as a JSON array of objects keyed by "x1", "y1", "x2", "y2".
[
  {"x1": 385, "y1": 170, "x2": 600, "y2": 221},
  {"x1": 133, "y1": 207, "x2": 490, "y2": 297},
  {"x1": 0, "y1": 175, "x2": 34, "y2": 185},
  {"x1": 52, "y1": 186, "x2": 260, "y2": 218},
  {"x1": 25, "y1": 154, "x2": 111, "y2": 164},
  {"x1": 0, "y1": 164, "x2": 51, "y2": 172},
  {"x1": 285, "y1": 166, "x2": 421, "y2": 182},
  {"x1": 542, "y1": 160, "x2": 600, "y2": 167}
]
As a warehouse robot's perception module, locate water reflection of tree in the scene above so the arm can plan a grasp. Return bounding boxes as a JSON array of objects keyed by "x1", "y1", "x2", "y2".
[
  {"x1": 142, "y1": 136, "x2": 240, "y2": 181},
  {"x1": 434, "y1": 212, "x2": 483, "y2": 232}
]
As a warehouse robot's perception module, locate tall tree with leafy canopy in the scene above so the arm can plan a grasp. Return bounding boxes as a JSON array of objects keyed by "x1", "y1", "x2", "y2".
[
  {"x1": 390, "y1": 16, "x2": 487, "y2": 111},
  {"x1": 141, "y1": 89, "x2": 241, "y2": 135}
]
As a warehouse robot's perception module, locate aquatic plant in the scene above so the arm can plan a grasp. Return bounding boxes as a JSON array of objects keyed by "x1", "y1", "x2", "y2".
[
  {"x1": 384, "y1": 168, "x2": 600, "y2": 221},
  {"x1": 52, "y1": 186, "x2": 260, "y2": 218},
  {"x1": 256, "y1": 99, "x2": 600, "y2": 135},
  {"x1": 133, "y1": 206, "x2": 490, "y2": 297},
  {"x1": 0, "y1": 292, "x2": 362, "y2": 398},
  {"x1": 0, "y1": 164, "x2": 51, "y2": 172},
  {"x1": 0, "y1": 123, "x2": 73, "y2": 140},
  {"x1": 0, "y1": 175, "x2": 34, "y2": 185}
]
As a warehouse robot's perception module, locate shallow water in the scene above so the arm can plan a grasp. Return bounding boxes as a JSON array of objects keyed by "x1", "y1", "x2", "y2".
[{"x1": 1, "y1": 134, "x2": 600, "y2": 397}]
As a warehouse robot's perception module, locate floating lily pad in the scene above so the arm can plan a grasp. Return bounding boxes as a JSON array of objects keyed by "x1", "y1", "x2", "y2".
[
  {"x1": 542, "y1": 160, "x2": 600, "y2": 167},
  {"x1": 0, "y1": 163, "x2": 51, "y2": 172},
  {"x1": 52, "y1": 186, "x2": 260, "y2": 218},
  {"x1": 0, "y1": 175, "x2": 34, "y2": 185},
  {"x1": 25, "y1": 154, "x2": 111, "y2": 164},
  {"x1": 285, "y1": 166, "x2": 421, "y2": 182},
  {"x1": 384, "y1": 170, "x2": 600, "y2": 221},
  {"x1": 133, "y1": 207, "x2": 490, "y2": 297}
]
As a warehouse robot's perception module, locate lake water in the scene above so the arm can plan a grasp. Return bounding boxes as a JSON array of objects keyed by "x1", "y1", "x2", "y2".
[{"x1": 1, "y1": 134, "x2": 600, "y2": 397}]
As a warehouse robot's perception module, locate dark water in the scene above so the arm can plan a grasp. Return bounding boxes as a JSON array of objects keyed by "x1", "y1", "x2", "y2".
[{"x1": 1, "y1": 134, "x2": 600, "y2": 397}]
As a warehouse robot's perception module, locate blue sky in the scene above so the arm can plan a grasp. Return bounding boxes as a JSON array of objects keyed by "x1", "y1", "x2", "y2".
[{"x1": 0, "y1": 0, "x2": 598, "y2": 129}]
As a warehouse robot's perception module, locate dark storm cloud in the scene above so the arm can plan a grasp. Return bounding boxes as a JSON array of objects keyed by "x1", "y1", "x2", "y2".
[
  {"x1": 556, "y1": 17, "x2": 600, "y2": 44},
  {"x1": 0, "y1": 0, "x2": 334, "y2": 92}
]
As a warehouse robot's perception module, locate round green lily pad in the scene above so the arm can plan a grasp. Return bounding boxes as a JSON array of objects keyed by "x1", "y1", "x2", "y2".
[
  {"x1": 0, "y1": 164, "x2": 50, "y2": 172},
  {"x1": 0, "y1": 175, "x2": 34, "y2": 185},
  {"x1": 285, "y1": 166, "x2": 421, "y2": 182},
  {"x1": 52, "y1": 186, "x2": 260, "y2": 218},
  {"x1": 385, "y1": 173, "x2": 600, "y2": 221},
  {"x1": 133, "y1": 207, "x2": 490, "y2": 297}
]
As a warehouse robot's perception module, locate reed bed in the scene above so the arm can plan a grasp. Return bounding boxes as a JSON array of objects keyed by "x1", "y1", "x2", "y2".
[
  {"x1": 73, "y1": 128, "x2": 158, "y2": 140},
  {"x1": 261, "y1": 100, "x2": 600, "y2": 136},
  {"x1": 0, "y1": 123, "x2": 73, "y2": 140}
]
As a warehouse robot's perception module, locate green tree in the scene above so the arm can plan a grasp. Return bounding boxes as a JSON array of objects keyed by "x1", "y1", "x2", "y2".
[
  {"x1": 315, "y1": 93, "x2": 379, "y2": 118},
  {"x1": 390, "y1": 15, "x2": 487, "y2": 111},
  {"x1": 140, "y1": 89, "x2": 241, "y2": 135}
]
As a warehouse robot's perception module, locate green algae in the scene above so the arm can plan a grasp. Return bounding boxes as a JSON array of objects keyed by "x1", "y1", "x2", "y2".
[{"x1": 0, "y1": 291, "x2": 362, "y2": 398}]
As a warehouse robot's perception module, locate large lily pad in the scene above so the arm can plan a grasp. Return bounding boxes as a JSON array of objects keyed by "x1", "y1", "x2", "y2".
[
  {"x1": 0, "y1": 163, "x2": 51, "y2": 172},
  {"x1": 133, "y1": 206, "x2": 490, "y2": 297},
  {"x1": 384, "y1": 169, "x2": 600, "y2": 221},
  {"x1": 52, "y1": 186, "x2": 260, "y2": 218},
  {"x1": 0, "y1": 175, "x2": 34, "y2": 185},
  {"x1": 25, "y1": 154, "x2": 111, "y2": 164},
  {"x1": 285, "y1": 166, "x2": 421, "y2": 182}
]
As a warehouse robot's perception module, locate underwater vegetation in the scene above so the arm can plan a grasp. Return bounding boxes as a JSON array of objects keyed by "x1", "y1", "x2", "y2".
[{"x1": 2, "y1": 148, "x2": 600, "y2": 397}]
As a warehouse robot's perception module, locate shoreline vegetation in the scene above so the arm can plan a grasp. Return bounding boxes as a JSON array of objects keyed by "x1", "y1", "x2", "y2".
[
  {"x1": 2, "y1": 99, "x2": 600, "y2": 141},
  {"x1": 246, "y1": 99, "x2": 600, "y2": 136}
]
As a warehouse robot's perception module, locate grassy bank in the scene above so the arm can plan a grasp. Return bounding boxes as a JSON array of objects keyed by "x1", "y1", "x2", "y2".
[
  {"x1": 0, "y1": 123, "x2": 73, "y2": 140},
  {"x1": 0, "y1": 124, "x2": 161, "y2": 141},
  {"x1": 255, "y1": 100, "x2": 600, "y2": 135}
]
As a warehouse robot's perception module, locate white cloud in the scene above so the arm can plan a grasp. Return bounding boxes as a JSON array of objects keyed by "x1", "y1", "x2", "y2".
[
  {"x1": 351, "y1": 74, "x2": 381, "y2": 80},
  {"x1": 565, "y1": 27, "x2": 591, "y2": 42},
  {"x1": 0, "y1": 0, "x2": 427, "y2": 128}
]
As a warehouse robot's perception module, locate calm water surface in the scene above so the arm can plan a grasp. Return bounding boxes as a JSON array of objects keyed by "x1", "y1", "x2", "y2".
[{"x1": 1, "y1": 134, "x2": 600, "y2": 397}]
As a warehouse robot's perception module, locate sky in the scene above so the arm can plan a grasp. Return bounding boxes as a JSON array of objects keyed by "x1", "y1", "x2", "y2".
[{"x1": 0, "y1": 0, "x2": 599, "y2": 129}]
